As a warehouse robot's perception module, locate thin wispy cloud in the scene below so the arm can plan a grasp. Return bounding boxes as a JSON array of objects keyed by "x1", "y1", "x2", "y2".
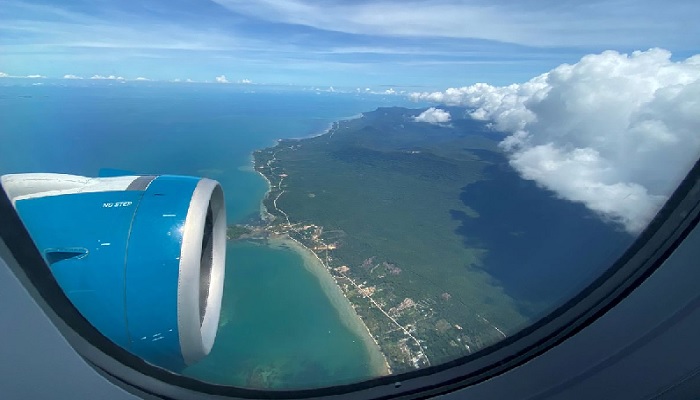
[
  {"x1": 1, "y1": 0, "x2": 698, "y2": 86},
  {"x1": 2, "y1": 14, "x2": 240, "y2": 52},
  {"x1": 211, "y1": 0, "x2": 698, "y2": 48}
]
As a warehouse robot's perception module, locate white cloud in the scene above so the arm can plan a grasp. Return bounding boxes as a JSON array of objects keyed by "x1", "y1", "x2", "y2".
[
  {"x1": 63, "y1": 74, "x2": 83, "y2": 79},
  {"x1": 410, "y1": 48, "x2": 700, "y2": 234},
  {"x1": 27, "y1": 74, "x2": 46, "y2": 78},
  {"x1": 1, "y1": 3, "x2": 252, "y2": 53},
  {"x1": 384, "y1": 88, "x2": 396, "y2": 95},
  {"x1": 134, "y1": 77, "x2": 149, "y2": 81},
  {"x1": 0, "y1": 72, "x2": 8, "y2": 78},
  {"x1": 90, "y1": 74, "x2": 125, "y2": 80},
  {"x1": 211, "y1": 0, "x2": 697, "y2": 48},
  {"x1": 238, "y1": 78, "x2": 252, "y2": 84},
  {"x1": 414, "y1": 107, "x2": 451, "y2": 124},
  {"x1": 215, "y1": 75, "x2": 229, "y2": 83},
  {"x1": 312, "y1": 86, "x2": 339, "y2": 93}
]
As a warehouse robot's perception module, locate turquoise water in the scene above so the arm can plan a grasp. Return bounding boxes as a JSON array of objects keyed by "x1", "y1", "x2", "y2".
[
  {"x1": 185, "y1": 241, "x2": 378, "y2": 388},
  {"x1": 0, "y1": 82, "x2": 419, "y2": 388}
]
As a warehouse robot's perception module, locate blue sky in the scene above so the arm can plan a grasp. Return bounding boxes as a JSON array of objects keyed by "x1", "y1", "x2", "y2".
[{"x1": 1, "y1": 0, "x2": 698, "y2": 89}]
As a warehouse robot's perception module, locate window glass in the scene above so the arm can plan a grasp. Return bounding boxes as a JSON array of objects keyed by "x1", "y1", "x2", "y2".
[{"x1": 1, "y1": 0, "x2": 699, "y2": 391}]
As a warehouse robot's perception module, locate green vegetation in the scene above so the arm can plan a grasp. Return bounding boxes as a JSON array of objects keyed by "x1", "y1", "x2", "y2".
[
  {"x1": 254, "y1": 107, "x2": 528, "y2": 372},
  {"x1": 227, "y1": 225, "x2": 252, "y2": 240}
]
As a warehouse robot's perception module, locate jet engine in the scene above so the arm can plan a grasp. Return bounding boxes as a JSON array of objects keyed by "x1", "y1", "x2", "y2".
[{"x1": 0, "y1": 173, "x2": 226, "y2": 371}]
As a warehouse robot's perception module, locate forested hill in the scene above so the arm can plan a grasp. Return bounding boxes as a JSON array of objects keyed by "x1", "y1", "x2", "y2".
[{"x1": 253, "y1": 106, "x2": 633, "y2": 371}]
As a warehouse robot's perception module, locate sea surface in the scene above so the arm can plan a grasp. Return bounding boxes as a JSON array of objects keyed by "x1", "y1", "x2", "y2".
[{"x1": 0, "y1": 81, "x2": 419, "y2": 388}]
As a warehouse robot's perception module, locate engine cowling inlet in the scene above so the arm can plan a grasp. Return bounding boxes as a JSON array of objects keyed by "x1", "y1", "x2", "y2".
[{"x1": 1, "y1": 173, "x2": 226, "y2": 371}]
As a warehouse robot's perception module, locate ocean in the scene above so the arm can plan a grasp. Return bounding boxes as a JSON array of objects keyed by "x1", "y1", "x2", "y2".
[{"x1": 0, "y1": 81, "x2": 419, "y2": 388}]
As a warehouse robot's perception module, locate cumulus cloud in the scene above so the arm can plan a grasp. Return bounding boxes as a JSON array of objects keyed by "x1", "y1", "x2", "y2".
[
  {"x1": 27, "y1": 74, "x2": 46, "y2": 79},
  {"x1": 238, "y1": 78, "x2": 252, "y2": 84},
  {"x1": 414, "y1": 107, "x2": 451, "y2": 124},
  {"x1": 411, "y1": 49, "x2": 700, "y2": 234},
  {"x1": 63, "y1": 74, "x2": 83, "y2": 79},
  {"x1": 135, "y1": 77, "x2": 149, "y2": 81},
  {"x1": 0, "y1": 72, "x2": 8, "y2": 78},
  {"x1": 215, "y1": 75, "x2": 229, "y2": 83}
]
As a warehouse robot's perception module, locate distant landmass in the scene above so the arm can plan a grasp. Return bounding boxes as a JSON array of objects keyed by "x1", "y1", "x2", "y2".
[{"x1": 249, "y1": 106, "x2": 634, "y2": 373}]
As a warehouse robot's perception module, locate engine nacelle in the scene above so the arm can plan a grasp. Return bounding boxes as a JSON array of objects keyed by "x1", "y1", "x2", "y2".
[{"x1": 1, "y1": 173, "x2": 226, "y2": 371}]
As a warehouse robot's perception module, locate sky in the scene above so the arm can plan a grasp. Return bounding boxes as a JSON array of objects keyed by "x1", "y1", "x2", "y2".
[
  {"x1": 1, "y1": 0, "x2": 699, "y2": 234},
  {"x1": 1, "y1": 0, "x2": 699, "y2": 89}
]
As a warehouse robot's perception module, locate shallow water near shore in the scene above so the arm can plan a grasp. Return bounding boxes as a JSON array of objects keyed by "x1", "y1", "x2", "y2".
[
  {"x1": 184, "y1": 240, "x2": 385, "y2": 388},
  {"x1": 268, "y1": 236, "x2": 390, "y2": 375}
]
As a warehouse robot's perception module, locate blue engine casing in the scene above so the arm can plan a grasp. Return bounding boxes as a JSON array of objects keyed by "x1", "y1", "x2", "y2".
[{"x1": 0, "y1": 173, "x2": 227, "y2": 371}]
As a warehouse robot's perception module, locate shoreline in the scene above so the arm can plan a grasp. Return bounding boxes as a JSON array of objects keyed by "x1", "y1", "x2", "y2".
[
  {"x1": 255, "y1": 170, "x2": 274, "y2": 220},
  {"x1": 289, "y1": 113, "x2": 365, "y2": 140},
  {"x1": 267, "y1": 235, "x2": 391, "y2": 377},
  {"x1": 286, "y1": 121, "x2": 335, "y2": 140},
  {"x1": 249, "y1": 144, "x2": 391, "y2": 377}
]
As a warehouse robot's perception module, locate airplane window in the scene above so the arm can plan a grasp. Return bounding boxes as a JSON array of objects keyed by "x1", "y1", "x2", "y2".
[{"x1": 1, "y1": 0, "x2": 699, "y2": 395}]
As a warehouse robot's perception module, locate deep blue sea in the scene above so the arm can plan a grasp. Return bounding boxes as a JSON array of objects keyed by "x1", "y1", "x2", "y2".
[
  {"x1": 0, "y1": 81, "x2": 421, "y2": 388},
  {"x1": 0, "y1": 82, "x2": 419, "y2": 223}
]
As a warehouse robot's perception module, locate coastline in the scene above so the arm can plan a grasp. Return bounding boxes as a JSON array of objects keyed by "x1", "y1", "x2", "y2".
[
  {"x1": 290, "y1": 113, "x2": 365, "y2": 140},
  {"x1": 254, "y1": 168, "x2": 274, "y2": 221},
  {"x1": 249, "y1": 141, "x2": 391, "y2": 376},
  {"x1": 267, "y1": 235, "x2": 391, "y2": 377}
]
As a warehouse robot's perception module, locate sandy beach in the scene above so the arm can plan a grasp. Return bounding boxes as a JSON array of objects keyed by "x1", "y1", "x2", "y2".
[
  {"x1": 267, "y1": 235, "x2": 391, "y2": 377},
  {"x1": 254, "y1": 169, "x2": 274, "y2": 221},
  {"x1": 252, "y1": 140, "x2": 391, "y2": 377}
]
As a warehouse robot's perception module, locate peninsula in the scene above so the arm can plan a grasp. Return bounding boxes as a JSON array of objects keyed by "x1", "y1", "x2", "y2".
[
  {"x1": 243, "y1": 106, "x2": 631, "y2": 373},
  {"x1": 242, "y1": 106, "x2": 526, "y2": 373}
]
